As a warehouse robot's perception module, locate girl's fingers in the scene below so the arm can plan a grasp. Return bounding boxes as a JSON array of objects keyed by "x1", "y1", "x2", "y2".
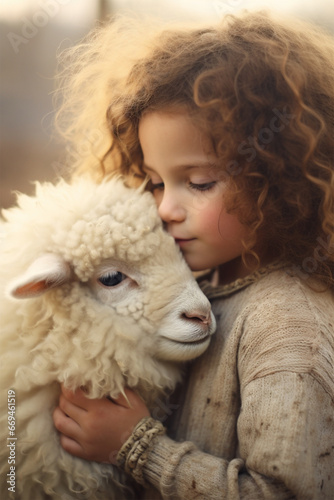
[
  {"x1": 59, "y1": 392, "x2": 87, "y2": 423},
  {"x1": 53, "y1": 406, "x2": 83, "y2": 439},
  {"x1": 60, "y1": 385, "x2": 92, "y2": 411},
  {"x1": 59, "y1": 434, "x2": 85, "y2": 459}
]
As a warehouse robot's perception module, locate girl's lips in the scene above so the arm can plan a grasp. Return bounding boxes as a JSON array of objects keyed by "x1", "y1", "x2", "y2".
[{"x1": 174, "y1": 238, "x2": 195, "y2": 247}]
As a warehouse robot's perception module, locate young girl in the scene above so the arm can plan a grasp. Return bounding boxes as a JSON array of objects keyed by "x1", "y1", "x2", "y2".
[{"x1": 52, "y1": 10, "x2": 334, "y2": 499}]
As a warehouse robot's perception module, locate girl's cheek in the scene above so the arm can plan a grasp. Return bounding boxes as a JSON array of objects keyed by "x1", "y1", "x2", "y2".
[
  {"x1": 196, "y1": 206, "x2": 222, "y2": 234},
  {"x1": 191, "y1": 190, "x2": 222, "y2": 214}
]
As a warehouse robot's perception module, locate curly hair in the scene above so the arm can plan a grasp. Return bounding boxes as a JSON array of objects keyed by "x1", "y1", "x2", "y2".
[{"x1": 55, "y1": 10, "x2": 334, "y2": 287}]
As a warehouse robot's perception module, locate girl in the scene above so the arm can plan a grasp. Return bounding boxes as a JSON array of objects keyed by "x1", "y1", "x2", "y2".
[{"x1": 53, "y1": 10, "x2": 334, "y2": 499}]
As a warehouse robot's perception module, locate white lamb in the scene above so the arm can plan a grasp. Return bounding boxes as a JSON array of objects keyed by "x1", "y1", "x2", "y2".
[{"x1": 0, "y1": 176, "x2": 216, "y2": 500}]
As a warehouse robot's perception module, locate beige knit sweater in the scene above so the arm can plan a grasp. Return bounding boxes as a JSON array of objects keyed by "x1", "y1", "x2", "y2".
[{"x1": 136, "y1": 268, "x2": 334, "y2": 499}]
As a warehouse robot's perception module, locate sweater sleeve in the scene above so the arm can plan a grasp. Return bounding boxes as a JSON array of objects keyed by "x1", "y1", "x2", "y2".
[{"x1": 142, "y1": 372, "x2": 333, "y2": 499}]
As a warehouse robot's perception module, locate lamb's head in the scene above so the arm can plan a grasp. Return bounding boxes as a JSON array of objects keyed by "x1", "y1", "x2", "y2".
[{"x1": 4, "y1": 177, "x2": 215, "y2": 397}]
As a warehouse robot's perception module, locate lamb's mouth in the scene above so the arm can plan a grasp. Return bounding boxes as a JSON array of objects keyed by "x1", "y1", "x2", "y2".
[
  {"x1": 161, "y1": 336, "x2": 210, "y2": 346},
  {"x1": 157, "y1": 335, "x2": 211, "y2": 361}
]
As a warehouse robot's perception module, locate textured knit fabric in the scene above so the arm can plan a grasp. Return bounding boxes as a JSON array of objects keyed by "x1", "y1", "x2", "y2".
[{"x1": 138, "y1": 268, "x2": 334, "y2": 499}]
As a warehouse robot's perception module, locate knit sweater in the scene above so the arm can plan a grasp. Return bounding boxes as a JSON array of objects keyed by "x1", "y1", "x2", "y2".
[{"x1": 137, "y1": 267, "x2": 334, "y2": 499}]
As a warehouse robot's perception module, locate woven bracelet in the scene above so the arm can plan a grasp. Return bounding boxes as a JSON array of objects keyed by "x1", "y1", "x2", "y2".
[{"x1": 116, "y1": 417, "x2": 166, "y2": 486}]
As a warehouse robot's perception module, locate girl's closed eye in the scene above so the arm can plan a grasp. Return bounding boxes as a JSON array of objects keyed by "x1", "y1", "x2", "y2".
[
  {"x1": 189, "y1": 181, "x2": 216, "y2": 192},
  {"x1": 144, "y1": 172, "x2": 164, "y2": 192},
  {"x1": 149, "y1": 180, "x2": 216, "y2": 192},
  {"x1": 149, "y1": 180, "x2": 164, "y2": 191}
]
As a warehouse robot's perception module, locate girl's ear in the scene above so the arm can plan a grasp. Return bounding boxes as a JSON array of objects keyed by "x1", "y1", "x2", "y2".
[{"x1": 7, "y1": 253, "x2": 72, "y2": 299}]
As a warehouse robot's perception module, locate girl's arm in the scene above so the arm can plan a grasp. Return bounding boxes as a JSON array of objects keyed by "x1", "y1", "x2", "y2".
[{"x1": 53, "y1": 372, "x2": 333, "y2": 500}]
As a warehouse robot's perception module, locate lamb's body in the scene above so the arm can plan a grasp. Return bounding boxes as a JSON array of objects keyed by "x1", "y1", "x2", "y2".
[{"x1": 0, "y1": 177, "x2": 215, "y2": 500}]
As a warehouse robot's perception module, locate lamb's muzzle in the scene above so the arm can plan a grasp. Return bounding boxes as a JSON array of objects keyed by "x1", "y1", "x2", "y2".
[{"x1": 156, "y1": 284, "x2": 216, "y2": 361}]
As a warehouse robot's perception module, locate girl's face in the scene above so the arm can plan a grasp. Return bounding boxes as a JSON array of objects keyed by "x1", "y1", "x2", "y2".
[{"x1": 139, "y1": 110, "x2": 250, "y2": 280}]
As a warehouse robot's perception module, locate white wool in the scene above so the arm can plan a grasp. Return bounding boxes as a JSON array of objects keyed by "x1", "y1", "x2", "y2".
[{"x1": 0, "y1": 177, "x2": 215, "y2": 500}]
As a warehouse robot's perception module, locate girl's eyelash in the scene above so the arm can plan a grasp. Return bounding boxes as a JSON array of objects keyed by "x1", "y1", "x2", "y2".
[
  {"x1": 150, "y1": 181, "x2": 164, "y2": 191},
  {"x1": 189, "y1": 182, "x2": 216, "y2": 192},
  {"x1": 149, "y1": 180, "x2": 216, "y2": 192}
]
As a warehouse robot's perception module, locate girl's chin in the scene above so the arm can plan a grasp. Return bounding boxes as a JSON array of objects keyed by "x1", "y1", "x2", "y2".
[{"x1": 184, "y1": 258, "x2": 211, "y2": 273}]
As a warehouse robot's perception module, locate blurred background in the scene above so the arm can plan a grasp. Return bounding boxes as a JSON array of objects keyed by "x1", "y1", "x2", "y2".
[{"x1": 1, "y1": 0, "x2": 333, "y2": 209}]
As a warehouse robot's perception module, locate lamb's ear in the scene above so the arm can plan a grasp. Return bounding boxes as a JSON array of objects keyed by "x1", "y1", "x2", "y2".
[{"x1": 8, "y1": 253, "x2": 72, "y2": 299}]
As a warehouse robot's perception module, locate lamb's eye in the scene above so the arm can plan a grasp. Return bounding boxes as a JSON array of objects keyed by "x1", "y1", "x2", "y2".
[{"x1": 98, "y1": 272, "x2": 127, "y2": 287}]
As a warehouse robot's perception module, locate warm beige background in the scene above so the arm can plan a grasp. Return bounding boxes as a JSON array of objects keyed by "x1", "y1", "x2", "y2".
[{"x1": 1, "y1": 0, "x2": 333, "y2": 209}]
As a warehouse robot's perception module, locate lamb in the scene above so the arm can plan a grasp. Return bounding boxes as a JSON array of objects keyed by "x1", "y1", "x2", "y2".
[{"x1": 0, "y1": 176, "x2": 216, "y2": 500}]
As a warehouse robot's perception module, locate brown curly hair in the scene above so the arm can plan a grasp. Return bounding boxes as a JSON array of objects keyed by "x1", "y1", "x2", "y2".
[{"x1": 55, "y1": 11, "x2": 334, "y2": 287}]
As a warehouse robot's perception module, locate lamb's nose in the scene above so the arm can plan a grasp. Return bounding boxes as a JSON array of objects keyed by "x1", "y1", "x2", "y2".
[{"x1": 183, "y1": 311, "x2": 212, "y2": 326}]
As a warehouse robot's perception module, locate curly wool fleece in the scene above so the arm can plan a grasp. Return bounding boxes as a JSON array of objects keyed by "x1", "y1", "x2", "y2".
[{"x1": 4, "y1": 177, "x2": 163, "y2": 281}]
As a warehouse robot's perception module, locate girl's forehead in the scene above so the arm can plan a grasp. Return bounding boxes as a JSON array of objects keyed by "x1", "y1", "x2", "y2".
[
  {"x1": 138, "y1": 109, "x2": 210, "y2": 146},
  {"x1": 139, "y1": 111, "x2": 215, "y2": 162}
]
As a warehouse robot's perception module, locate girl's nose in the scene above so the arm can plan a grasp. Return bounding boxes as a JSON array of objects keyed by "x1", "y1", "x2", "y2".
[{"x1": 157, "y1": 190, "x2": 186, "y2": 223}]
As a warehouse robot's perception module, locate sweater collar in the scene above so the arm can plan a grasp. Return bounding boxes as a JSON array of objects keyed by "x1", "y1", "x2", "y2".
[{"x1": 198, "y1": 260, "x2": 287, "y2": 299}]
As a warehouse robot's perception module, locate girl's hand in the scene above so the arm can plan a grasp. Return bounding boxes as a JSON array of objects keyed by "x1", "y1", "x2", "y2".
[{"x1": 53, "y1": 385, "x2": 150, "y2": 464}]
